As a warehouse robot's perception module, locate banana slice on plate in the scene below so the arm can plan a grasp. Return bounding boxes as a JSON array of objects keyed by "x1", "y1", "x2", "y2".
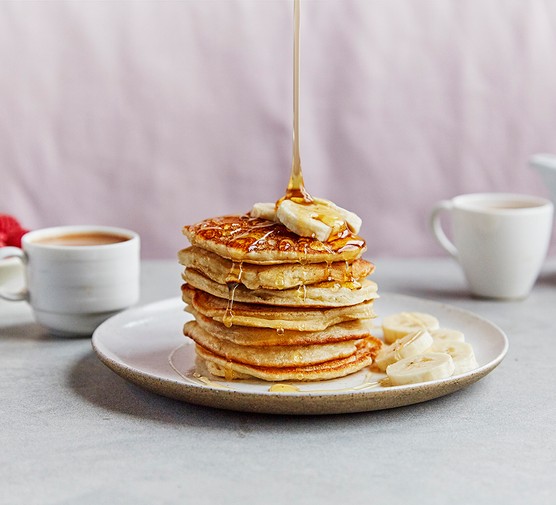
[
  {"x1": 432, "y1": 341, "x2": 478, "y2": 375},
  {"x1": 382, "y1": 312, "x2": 440, "y2": 344},
  {"x1": 386, "y1": 352, "x2": 455, "y2": 386},
  {"x1": 430, "y1": 328, "x2": 465, "y2": 343},
  {"x1": 375, "y1": 329, "x2": 434, "y2": 372}
]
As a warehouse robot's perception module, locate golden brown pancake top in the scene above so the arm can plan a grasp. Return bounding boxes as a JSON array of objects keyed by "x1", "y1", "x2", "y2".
[{"x1": 182, "y1": 214, "x2": 367, "y2": 264}]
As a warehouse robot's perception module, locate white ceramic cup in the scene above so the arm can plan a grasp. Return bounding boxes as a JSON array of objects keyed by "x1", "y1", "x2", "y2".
[
  {"x1": 0, "y1": 225, "x2": 140, "y2": 336},
  {"x1": 430, "y1": 193, "x2": 553, "y2": 299}
]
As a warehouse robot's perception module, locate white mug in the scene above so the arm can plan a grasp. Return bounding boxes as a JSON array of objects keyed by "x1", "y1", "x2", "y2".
[
  {"x1": 430, "y1": 193, "x2": 553, "y2": 299},
  {"x1": 0, "y1": 225, "x2": 140, "y2": 336}
]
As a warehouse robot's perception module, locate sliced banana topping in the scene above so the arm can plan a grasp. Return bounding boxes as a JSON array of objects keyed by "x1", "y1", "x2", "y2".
[
  {"x1": 276, "y1": 197, "x2": 362, "y2": 242},
  {"x1": 251, "y1": 197, "x2": 361, "y2": 242},
  {"x1": 386, "y1": 352, "x2": 455, "y2": 386},
  {"x1": 309, "y1": 197, "x2": 362, "y2": 234},
  {"x1": 375, "y1": 329, "x2": 434, "y2": 372},
  {"x1": 431, "y1": 341, "x2": 478, "y2": 375},
  {"x1": 382, "y1": 311, "x2": 440, "y2": 344},
  {"x1": 251, "y1": 202, "x2": 278, "y2": 222},
  {"x1": 276, "y1": 199, "x2": 333, "y2": 242}
]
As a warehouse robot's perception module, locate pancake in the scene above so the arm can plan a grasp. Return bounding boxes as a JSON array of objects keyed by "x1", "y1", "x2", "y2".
[
  {"x1": 184, "y1": 321, "x2": 364, "y2": 367},
  {"x1": 182, "y1": 214, "x2": 366, "y2": 264},
  {"x1": 183, "y1": 267, "x2": 378, "y2": 307},
  {"x1": 190, "y1": 309, "x2": 374, "y2": 346},
  {"x1": 178, "y1": 246, "x2": 374, "y2": 290},
  {"x1": 195, "y1": 337, "x2": 381, "y2": 381},
  {"x1": 182, "y1": 284, "x2": 376, "y2": 331}
]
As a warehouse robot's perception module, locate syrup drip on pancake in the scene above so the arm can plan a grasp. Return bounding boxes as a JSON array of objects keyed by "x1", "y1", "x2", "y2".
[
  {"x1": 226, "y1": 261, "x2": 244, "y2": 284},
  {"x1": 325, "y1": 261, "x2": 332, "y2": 281},
  {"x1": 223, "y1": 261, "x2": 244, "y2": 327},
  {"x1": 343, "y1": 260, "x2": 361, "y2": 289},
  {"x1": 297, "y1": 283, "x2": 307, "y2": 302},
  {"x1": 223, "y1": 283, "x2": 239, "y2": 328}
]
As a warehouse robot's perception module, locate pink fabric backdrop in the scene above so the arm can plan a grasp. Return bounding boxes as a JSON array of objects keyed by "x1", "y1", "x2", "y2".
[{"x1": 1, "y1": 0, "x2": 555, "y2": 259}]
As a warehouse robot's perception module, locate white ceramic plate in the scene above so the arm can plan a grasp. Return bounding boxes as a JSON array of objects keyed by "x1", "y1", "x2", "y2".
[{"x1": 92, "y1": 294, "x2": 508, "y2": 415}]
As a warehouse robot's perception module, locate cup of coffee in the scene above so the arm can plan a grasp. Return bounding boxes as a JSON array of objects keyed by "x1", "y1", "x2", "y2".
[
  {"x1": 429, "y1": 193, "x2": 553, "y2": 299},
  {"x1": 0, "y1": 225, "x2": 140, "y2": 336}
]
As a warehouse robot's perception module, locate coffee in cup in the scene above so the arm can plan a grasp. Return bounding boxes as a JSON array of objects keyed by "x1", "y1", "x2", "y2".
[{"x1": 32, "y1": 232, "x2": 131, "y2": 247}]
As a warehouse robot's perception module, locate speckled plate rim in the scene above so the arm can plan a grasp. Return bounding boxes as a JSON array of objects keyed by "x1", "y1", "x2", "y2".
[{"x1": 91, "y1": 294, "x2": 508, "y2": 415}]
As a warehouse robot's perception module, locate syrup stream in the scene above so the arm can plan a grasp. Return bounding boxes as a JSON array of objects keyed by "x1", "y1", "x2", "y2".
[{"x1": 284, "y1": 0, "x2": 312, "y2": 204}]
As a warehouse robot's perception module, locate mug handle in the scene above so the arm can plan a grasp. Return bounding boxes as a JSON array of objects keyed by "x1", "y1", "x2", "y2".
[
  {"x1": 429, "y1": 200, "x2": 458, "y2": 259},
  {"x1": 0, "y1": 247, "x2": 29, "y2": 301}
]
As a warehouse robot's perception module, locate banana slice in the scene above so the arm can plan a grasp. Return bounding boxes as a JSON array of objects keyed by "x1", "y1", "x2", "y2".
[
  {"x1": 430, "y1": 328, "x2": 465, "y2": 343},
  {"x1": 375, "y1": 329, "x2": 434, "y2": 372},
  {"x1": 276, "y1": 198, "x2": 362, "y2": 242},
  {"x1": 386, "y1": 352, "x2": 455, "y2": 386},
  {"x1": 251, "y1": 202, "x2": 277, "y2": 221},
  {"x1": 276, "y1": 200, "x2": 331, "y2": 241},
  {"x1": 382, "y1": 312, "x2": 440, "y2": 344},
  {"x1": 431, "y1": 341, "x2": 478, "y2": 375},
  {"x1": 310, "y1": 197, "x2": 362, "y2": 234}
]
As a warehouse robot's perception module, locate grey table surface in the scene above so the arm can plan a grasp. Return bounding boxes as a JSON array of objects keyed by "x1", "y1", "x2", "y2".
[{"x1": 1, "y1": 258, "x2": 555, "y2": 505}]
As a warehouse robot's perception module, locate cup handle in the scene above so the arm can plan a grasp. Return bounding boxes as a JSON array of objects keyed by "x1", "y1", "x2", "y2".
[
  {"x1": 429, "y1": 200, "x2": 458, "y2": 259},
  {"x1": 0, "y1": 247, "x2": 29, "y2": 302}
]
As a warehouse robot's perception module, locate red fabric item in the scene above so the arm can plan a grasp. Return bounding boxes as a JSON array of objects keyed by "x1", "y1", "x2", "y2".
[
  {"x1": 0, "y1": 214, "x2": 29, "y2": 247},
  {"x1": 6, "y1": 228, "x2": 28, "y2": 247}
]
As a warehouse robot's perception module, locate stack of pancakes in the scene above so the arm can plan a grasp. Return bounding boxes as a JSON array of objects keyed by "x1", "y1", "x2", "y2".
[{"x1": 179, "y1": 214, "x2": 381, "y2": 382}]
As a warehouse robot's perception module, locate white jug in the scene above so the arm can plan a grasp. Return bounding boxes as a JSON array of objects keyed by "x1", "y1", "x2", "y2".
[{"x1": 530, "y1": 153, "x2": 556, "y2": 204}]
